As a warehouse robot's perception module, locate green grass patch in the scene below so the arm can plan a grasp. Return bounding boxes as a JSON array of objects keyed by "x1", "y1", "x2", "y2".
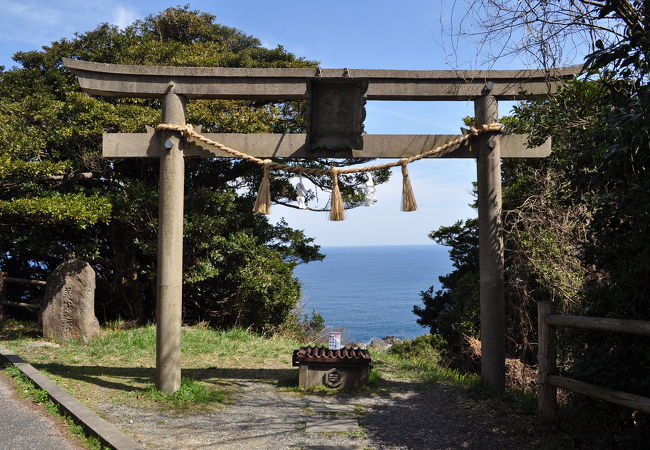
[
  {"x1": 144, "y1": 377, "x2": 227, "y2": 411},
  {"x1": 367, "y1": 368, "x2": 380, "y2": 387},
  {"x1": 1, "y1": 320, "x2": 300, "y2": 369},
  {"x1": 1, "y1": 319, "x2": 476, "y2": 418},
  {"x1": 0, "y1": 319, "x2": 301, "y2": 412},
  {"x1": 387, "y1": 334, "x2": 444, "y2": 363},
  {"x1": 371, "y1": 334, "x2": 481, "y2": 388},
  {"x1": 2, "y1": 363, "x2": 109, "y2": 450},
  {"x1": 371, "y1": 350, "x2": 480, "y2": 388}
]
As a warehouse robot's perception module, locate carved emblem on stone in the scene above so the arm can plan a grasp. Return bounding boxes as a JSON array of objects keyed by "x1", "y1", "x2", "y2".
[{"x1": 323, "y1": 368, "x2": 343, "y2": 388}]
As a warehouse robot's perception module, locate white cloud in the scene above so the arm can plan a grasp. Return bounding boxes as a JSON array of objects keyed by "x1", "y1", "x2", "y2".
[
  {"x1": 1, "y1": 2, "x2": 63, "y2": 26},
  {"x1": 259, "y1": 33, "x2": 307, "y2": 57},
  {"x1": 112, "y1": 5, "x2": 137, "y2": 29},
  {"x1": 0, "y1": 1, "x2": 66, "y2": 48},
  {"x1": 0, "y1": 0, "x2": 143, "y2": 67}
]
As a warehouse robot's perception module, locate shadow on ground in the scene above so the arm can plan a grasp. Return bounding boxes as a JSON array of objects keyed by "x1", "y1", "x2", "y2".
[
  {"x1": 0, "y1": 324, "x2": 41, "y2": 341},
  {"x1": 31, "y1": 363, "x2": 297, "y2": 392},
  {"x1": 358, "y1": 383, "x2": 548, "y2": 449},
  {"x1": 24, "y1": 361, "x2": 564, "y2": 448}
]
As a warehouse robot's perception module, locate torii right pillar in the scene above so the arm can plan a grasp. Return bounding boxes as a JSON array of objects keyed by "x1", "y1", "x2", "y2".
[{"x1": 475, "y1": 90, "x2": 505, "y2": 391}]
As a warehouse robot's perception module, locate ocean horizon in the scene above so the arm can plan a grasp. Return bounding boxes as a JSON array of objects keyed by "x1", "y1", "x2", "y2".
[{"x1": 293, "y1": 244, "x2": 453, "y2": 343}]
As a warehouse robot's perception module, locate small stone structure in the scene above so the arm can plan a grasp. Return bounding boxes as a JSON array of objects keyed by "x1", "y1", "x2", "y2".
[
  {"x1": 41, "y1": 259, "x2": 100, "y2": 342},
  {"x1": 292, "y1": 346, "x2": 371, "y2": 389}
]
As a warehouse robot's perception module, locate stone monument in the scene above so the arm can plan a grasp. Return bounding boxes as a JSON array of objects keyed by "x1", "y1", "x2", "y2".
[{"x1": 41, "y1": 259, "x2": 100, "y2": 342}]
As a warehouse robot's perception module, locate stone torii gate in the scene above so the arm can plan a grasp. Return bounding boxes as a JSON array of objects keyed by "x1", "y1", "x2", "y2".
[{"x1": 64, "y1": 58, "x2": 578, "y2": 394}]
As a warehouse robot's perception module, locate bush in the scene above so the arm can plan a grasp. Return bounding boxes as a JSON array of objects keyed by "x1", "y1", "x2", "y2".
[
  {"x1": 274, "y1": 308, "x2": 326, "y2": 344},
  {"x1": 388, "y1": 334, "x2": 447, "y2": 363}
]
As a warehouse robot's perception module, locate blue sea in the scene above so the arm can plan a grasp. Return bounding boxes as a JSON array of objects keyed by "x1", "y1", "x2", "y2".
[{"x1": 293, "y1": 245, "x2": 453, "y2": 343}]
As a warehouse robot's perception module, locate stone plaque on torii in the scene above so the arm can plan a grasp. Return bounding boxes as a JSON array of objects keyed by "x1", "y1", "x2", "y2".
[{"x1": 64, "y1": 58, "x2": 579, "y2": 394}]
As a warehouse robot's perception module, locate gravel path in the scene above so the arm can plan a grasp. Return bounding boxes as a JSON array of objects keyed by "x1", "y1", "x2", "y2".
[
  {"x1": 97, "y1": 380, "x2": 367, "y2": 449},
  {"x1": 96, "y1": 377, "x2": 547, "y2": 449},
  {"x1": 0, "y1": 372, "x2": 83, "y2": 450}
]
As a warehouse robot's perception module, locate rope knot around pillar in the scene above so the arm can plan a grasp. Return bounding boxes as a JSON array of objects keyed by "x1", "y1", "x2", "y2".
[
  {"x1": 478, "y1": 123, "x2": 504, "y2": 133},
  {"x1": 180, "y1": 124, "x2": 195, "y2": 138}
]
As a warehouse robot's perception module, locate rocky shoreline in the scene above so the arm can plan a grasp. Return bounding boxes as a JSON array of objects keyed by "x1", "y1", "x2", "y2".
[{"x1": 344, "y1": 335, "x2": 406, "y2": 351}]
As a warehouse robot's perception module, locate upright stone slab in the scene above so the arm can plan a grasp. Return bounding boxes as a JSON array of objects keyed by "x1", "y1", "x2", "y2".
[{"x1": 42, "y1": 259, "x2": 100, "y2": 342}]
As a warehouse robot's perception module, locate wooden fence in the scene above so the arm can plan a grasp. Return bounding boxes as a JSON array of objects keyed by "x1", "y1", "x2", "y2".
[
  {"x1": 0, "y1": 272, "x2": 46, "y2": 314},
  {"x1": 537, "y1": 301, "x2": 650, "y2": 420}
]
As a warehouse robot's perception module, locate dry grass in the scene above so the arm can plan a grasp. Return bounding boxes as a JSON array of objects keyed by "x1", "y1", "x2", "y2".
[{"x1": 464, "y1": 334, "x2": 537, "y2": 392}]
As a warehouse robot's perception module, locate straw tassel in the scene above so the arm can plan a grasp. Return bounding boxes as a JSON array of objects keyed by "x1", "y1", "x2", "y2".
[
  {"x1": 329, "y1": 168, "x2": 345, "y2": 221},
  {"x1": 253, "y1": 159, "x2": 273, "y2": 214},
  {"x1": 400, "y1": 160, "x2": 417, "y2": 212}
]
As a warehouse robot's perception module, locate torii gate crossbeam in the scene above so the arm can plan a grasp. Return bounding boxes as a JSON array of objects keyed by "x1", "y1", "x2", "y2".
[{"x1": 64, "y1": 58, "x2": 579, "y2": 394}]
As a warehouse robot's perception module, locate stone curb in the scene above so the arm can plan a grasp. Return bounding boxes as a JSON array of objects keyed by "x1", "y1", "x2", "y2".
[{"x1": 0, "y1": 346, "x2": 142, "y2": 450}]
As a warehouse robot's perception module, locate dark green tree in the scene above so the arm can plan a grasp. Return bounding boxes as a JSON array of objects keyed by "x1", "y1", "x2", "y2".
[
  {"x1": 0, "y1": 6, "x2": 388, "y2": 330},
  {"x1": 413, "y1": 219, "x2": 480, "y2": 367},
  {"x1": 418, "y1": 0, "x2": 650, "y2": 439}
]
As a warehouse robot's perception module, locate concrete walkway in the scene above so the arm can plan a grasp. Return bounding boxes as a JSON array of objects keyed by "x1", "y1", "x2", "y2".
[{"x1": 0, "y1": 372, "x2": 81, "y2": 450}]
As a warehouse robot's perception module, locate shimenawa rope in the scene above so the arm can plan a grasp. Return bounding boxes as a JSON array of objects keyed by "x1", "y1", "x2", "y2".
[{"x1": 155, "y1": 123, "x2": 503, "y2": 220}]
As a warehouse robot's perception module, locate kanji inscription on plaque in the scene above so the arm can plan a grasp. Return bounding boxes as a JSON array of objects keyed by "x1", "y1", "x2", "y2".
[{"x1": 307, "y1": 78, "x2": 367, "y2": 151}]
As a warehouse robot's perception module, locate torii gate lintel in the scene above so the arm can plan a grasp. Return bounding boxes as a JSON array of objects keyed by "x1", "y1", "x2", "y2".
[{"x1": 64, "y1": 58, "x2": 579, "y2": 394}]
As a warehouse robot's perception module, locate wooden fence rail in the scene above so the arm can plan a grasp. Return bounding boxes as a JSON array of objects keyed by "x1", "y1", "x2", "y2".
[
  {"x1": 0, "y1": 272, "x2": 46, "y2": 316},
  {"x1": 538, "y1": 301, "x2": 650, "y2": 420},
  {"x1": 4, "y1": 276, "x2": 46, "y2": 286}
]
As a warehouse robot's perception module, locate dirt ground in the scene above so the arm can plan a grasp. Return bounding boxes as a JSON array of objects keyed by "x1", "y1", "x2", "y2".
[{"x1": 92, "y1": 374, "x2": 553, "y2": 449}]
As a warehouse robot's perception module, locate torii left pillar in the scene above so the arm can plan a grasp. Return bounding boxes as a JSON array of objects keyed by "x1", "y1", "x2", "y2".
[{"x1": 156, "y1": 88, "x2": 185, "y2": 393}]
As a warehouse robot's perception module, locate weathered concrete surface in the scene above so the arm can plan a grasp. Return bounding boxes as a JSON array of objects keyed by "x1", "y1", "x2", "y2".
[
  {"x1": 155, "y1": 90, "x2": 185, "y2": 394},
  {"x1": 0, "y1": 373, "x2": 83, "y2": 450},
  {"x1": 103, "y1": 132, "x2": 552, "y2": 159},
  {"x1": 475, "y1": 94, "x2": 506, "y2": 392},
  {"x1": 310, "y1": 404, "x2": 356, "y2": 414},
  {"x1": 0, "y1": 371, "x2": 82, "y2": 450},
  {"x1": 299, "y1": 364, "x2": 369, "y2": 389},
  {"x1": 62, "y1": 58, "x2": 581, "y2": 100},
  {"x1": 41, "y1": 259, "x2": 99, "y2": 343}
]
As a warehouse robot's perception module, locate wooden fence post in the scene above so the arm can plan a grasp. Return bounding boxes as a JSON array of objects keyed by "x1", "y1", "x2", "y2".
[
  {"x1": 538, "y1": 301, "x2": 557, "y2": 420},
  {"x1": 0, "y1": 272, "x2": 5, "y2": 320}
]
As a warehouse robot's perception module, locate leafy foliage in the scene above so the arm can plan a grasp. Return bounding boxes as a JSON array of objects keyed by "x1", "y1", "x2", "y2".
[
  {"x1": 388, "y1": 334, "x2": 447, "y2": 362},
  {"x1": 413, "y1": 219, "x2": 479, "y2": 363},
  {"x1": 0, "y1": 6, "x2": 388, "y2": 330},
  {"x1": 416, "y1": 0, "x2": 650, "y2": 437},
  {"x1": 0, "y1": 193, "x2": 111, "y2": 227}
]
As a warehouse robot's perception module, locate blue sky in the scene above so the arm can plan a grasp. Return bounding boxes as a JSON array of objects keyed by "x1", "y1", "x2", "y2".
[{"x1": 0, "y1": 1, "x2": 541, "y2": 246}]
